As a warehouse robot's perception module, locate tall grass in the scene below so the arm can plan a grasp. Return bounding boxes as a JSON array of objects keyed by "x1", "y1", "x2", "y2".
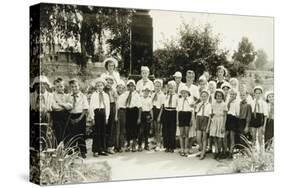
[
  {"x1": 30, "y1": 130, "x2": 111, "y2": 185},
  {"x1": 231, "y1": 135, "x2": 274, "y2": 173}
]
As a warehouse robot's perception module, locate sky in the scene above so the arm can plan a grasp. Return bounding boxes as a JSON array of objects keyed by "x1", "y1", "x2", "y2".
[{"x1": 150, "y1": 10, "x2": 274, "y2": 61}]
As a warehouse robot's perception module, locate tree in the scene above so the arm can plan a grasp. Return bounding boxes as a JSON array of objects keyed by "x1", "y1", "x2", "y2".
[
  {"x1": 255, "y1": 49, "x2": 268, "y2": 70},
  {"x1": 232, "y1": 37, "x2": 256, "y2": 66},
  {"x1": 153, "y1": 23, "x2": 230, "y2": 80},
  {"x1": 37, "y1": 4, "x2": 134, "y2": 74}
]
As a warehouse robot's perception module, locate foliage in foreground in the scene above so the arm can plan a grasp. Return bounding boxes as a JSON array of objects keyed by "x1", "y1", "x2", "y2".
[
  {"x1": 30, "y1": 141, "x2": 111, "y2": 185},
  {"x1": 231, "y1": 136, "x2": 274, "y2": 173}
]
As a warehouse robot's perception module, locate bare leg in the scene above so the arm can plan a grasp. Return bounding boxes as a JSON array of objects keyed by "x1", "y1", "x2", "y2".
[
  {"x1": 257, "y1": 127, "x2": 264, "y2": 152},
  {"x1": 184, "y1": 127, "x2": 190, "y2": 154},
  {"x1": 218, "y1": 138, "x2": 223, "y2": 154},
  {"x1": 196, "y1": 130, "x2": 202, "y2": 151},
  {"x1": 213, "y1": 137, "x2": 218, "y2": 154},
  {"x1": 179, "y1": 127, "x2": 184, "y2": 154},
  {"x1": 200, "y1": 132, "x2": 208, "y2": 159},
  {"x1": 230, "y1": 131, "x2": 235, "y2": 154},
  {"x1": 223, "y1": 131, "x2": 229, "y2": 154}
]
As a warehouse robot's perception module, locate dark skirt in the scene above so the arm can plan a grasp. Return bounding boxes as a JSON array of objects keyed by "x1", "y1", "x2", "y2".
[
  {"x1": 125, "y1": 107, "x2": 139, "y2": 141},
  {"x1": 250, "y1": 113, "x2": 264, "y2": 128},
  {"x1": 162, "y1": 109, "x2": 177, "y2": 150},
  {"x1": 178, "y1": 111, "x2": 192, "y2": 127},
  {"x1": 196, "y1": 115, "x2": 209, "y2": 131},
  {"x1": 226, "y1": 114, "x2": 238, "y2": 132}
]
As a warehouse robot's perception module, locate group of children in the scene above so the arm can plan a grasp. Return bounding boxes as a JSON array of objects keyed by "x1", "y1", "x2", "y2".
[{"x1": 30, "y1": 58, "x2": 274, "y2": 161}]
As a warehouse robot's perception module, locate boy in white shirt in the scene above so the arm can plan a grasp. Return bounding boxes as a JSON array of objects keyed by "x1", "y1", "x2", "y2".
[
  {"x1": 138, "y1": 86, "x2": 153, "y2": 151},
  {"x1": 177, "y1": 86, "x2": 193, "y2": 156},
  {"x1": 115, "y1": 80, "x2": 127, "y2": 152},
  {"x1": 136, "y1": 66, "x2": 154, "y2": 95},
  {"x1": 89, "y1": 77, "x2": 110, "y2": 157},
  {"x1": 51, "y1": 77, "x2": 73, "y2": 145},
  {"x1": 125, "y1": 80, "x2": 142, "y2": 152},
  {"x1": 151, "y1": 79, "x2": 165, "y2": 151},
  {"x1": 162, "y1": 80, "x2": 178, "y2": 153},
  {"x1": 68, "y1": 79, "x2": 89, "y2": 158},
  {"x1": 250, "y1": 86, "x2": 268, "y2": 151},
  {"x1": 173, "y1": 71, "x2": 185, "y2": 95},
  {"x1": 196, "y1": 89, "x2": 212, "y2": 160}
]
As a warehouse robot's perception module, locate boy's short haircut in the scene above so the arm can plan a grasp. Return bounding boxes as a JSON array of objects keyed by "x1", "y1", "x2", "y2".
[
  {"x1": 69, "y1": 78, "x2": 79, "y2": 85},
  {"x1": 53, "y1": 77, "x2": 64, "y2": 85}
]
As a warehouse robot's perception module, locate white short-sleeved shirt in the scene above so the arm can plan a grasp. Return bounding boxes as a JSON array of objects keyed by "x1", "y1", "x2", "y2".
[
  {"x1": 176, "y1": 82, "x2": 186, "y2": 95},
  {"x1": 185, "y1": 84, "x2": 199, "y2": 100},
  {"x1": 136, "y1": 79, "x2": 154, "y2": 95},
  {"x1": 163, "y1": 93, "x2": 178, "y2": 108},
  {"x1": 116, "y1": 93, "x2": 127, "y2": 109},
  {"x1": 51, "y1": 92, "x2": 73, "y2": 111},
  {"x1": 196, "y1": 101, "x2": 212, "y2": 116},
  {"x1": 89, "y1": 91, "x2": 110, "y2": 121},
  {"x1": 227, "y1": 99, "x2": 240, "y2": 116},
  {"x1": 123, "y1": 90, "x2": 141, "y2": 108},
  {"x1": 68, "y1": 92, "x2": 89, "y2": 114},
  {"x1": 177, "y1": 97, "x2": 193, "y2": 112},
  {"x1": 140, "y1": 96, "x2": 153, "y2": 112},
  {"x1": 250, "y1": 98, "x2": 268, "y2": 116},
  {"x1": 151, "y1": 91, "x2": 165, "y2": 109}
]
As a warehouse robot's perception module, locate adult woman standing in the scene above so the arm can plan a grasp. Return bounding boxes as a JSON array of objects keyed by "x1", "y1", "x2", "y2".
[{"x1": 101, "y1": 57, "x2": 121, "y2": 89}]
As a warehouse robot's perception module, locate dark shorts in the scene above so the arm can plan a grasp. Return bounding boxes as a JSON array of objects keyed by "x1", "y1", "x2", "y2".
[
  {"x1": 226, "y1": 114, "x2": 238, "y2": 132},
  {"x1": 178, "y1": 111, "x2": 192, "y2": 127},
  {"x1": 196, "y1": 116, "x2": 209, "y2": 131},
  {"x1": 250, "y1": 113, "x2": 264, "y2": 128}
]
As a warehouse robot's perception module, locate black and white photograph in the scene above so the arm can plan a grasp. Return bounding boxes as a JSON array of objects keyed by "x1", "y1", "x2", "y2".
[{"x1": 29, "y1": 2, "x2": 274, "y2": 185}]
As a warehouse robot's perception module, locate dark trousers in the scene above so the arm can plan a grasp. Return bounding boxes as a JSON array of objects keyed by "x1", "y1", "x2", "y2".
[
  {"x1": 125, "y1": 107, "x2": 139, "y2": 142},
  {"x1": 106, "y1": 103, "x2": 116, "y2": 148},
  {"x1": 162, "y1": 109, "x2": 177, "y2": 150},
  {"x1": 138, "y1": 112, "x2": 151, "y2": 147},
  {"x1": 92, "y1": 109, "x2": 106, "y2": 153},
  {"x1": 52, "y1": 111, "x2": 69, "y2": 145},
  {"x1": 115, "y1": 108, "x2": 126, "y2": 149},
  {"x1": 69, "y1": 113, "x2": 87, "y2": 154},
  {"x1": 265, "y1": 119, "x2": 274, "y2": 148}
]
